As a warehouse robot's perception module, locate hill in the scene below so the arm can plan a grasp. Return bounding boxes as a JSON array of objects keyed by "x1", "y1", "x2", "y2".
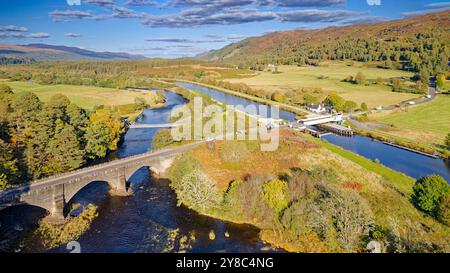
[
  {"x1": 0, "y1": 43, "x2": 146, "y2": 61},
  {"x1": 203, "y1": 10, "x2": 450, "y2": 74}
]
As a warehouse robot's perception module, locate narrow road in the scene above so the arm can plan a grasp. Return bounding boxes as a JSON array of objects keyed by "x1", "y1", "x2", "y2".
[{"x1": 0, "y1": 141, "x2": 204, "y2": 198}]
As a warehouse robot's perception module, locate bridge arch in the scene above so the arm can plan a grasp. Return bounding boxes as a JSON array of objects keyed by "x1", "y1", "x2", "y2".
[
  {"x1": 125, "y1": 164, "x2": 157, "y2": 181},
  {"x1": 64, "y1": 180, "x2": 113, "y2": 208},
  {"x1": 63, "y1": 178, "x2": 119, "y2": 204}
]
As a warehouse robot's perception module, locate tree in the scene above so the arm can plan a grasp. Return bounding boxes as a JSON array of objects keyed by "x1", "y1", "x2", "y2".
[
  {"x1": 262, "y1": 179, "x2": 289, "y2": 214},
  {"x1": 303, "y1": 94, "x2": 319, "y2": 105},
  {"x1": 194, "y1": 70, "x2": 204, "y2": 78},
  {"x1": 412, "y1": 175, "x2": 450, "y2": 216},
  {"x1": 436, "y1": 74, "x2": 446, "y2": 90},
  {"x1": 85, "y1": 122, "x2": 112, "y2": 159},
  {"x1": 323, "y1": 93, "x2": 345, "y2": 112},
  {"x1": 344, "y1": 100, "x2": 358, "y2": 113},
  {"x1": 271, "y1": 91, "x2": 285, "y2": 103},
  {"x1": 11, "y1": 91, "x2": 42, "y2": 130},
  {"x1": 66, "y1": 103, "x2": 89, "y2": 134},
  {"x1": 436, "y1": 196, "x2": 450, "y2": 226},
  {"x1": 360, "y1": 102, "x2": 368, "y2": 112},
  {"x1": 355, "y1": 72, "x2": 366, "y2": 85},
  {"x1": 0, "y1": 140, "x2": 20, "y2": 190},
  {"x1": 420, "y1": 69, "x2": 430, "y2": 86},
  {"x1": 46, "y1": 121, "x2": 84, "y2": 173},
  {"x1": 176, "y1": 169, "x2": 222, "y2": 212},
  {"x1": 46, "y1": 94, "x2": 71, "y2": 120},
  {"x1": 88, "y1": 110, "x2": 124, "y2": 151}
]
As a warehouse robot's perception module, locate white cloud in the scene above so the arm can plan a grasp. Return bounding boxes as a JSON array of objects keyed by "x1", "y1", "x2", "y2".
[{"x1": 28, "y1": 32, "x2": 50, "y2": 39}]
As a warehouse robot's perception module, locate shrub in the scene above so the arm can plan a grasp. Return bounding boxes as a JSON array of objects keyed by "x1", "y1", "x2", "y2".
[
  {"x1": 360, "y1": 102, "x2": 368, "y2": 112},
  {"x1": 317, "y1": 183, "x2": 374, "y2": 252},
  {"x1": 412, "y1": 175, "x2": 450, "y2": 216},
  {"x1": 436, "y1": 196, "x2": 450, "y2": 226},
  {"x1": 261, "y1": 179, "x2": 289, "y2": 214},
  {"x1": 231, "y1": 175, "x2": 276, "y2": 226},
  {"x1": 281, "y1": 199, "x2": 327, "y2": 240},
  {"x1": 287, "y1": 170, "x2": 315, "y2": 201},
  {"x1": 174, "y1": 169, "x2": 222, "y2": 212},
  {"x1": 343, "y1": 100, "x2": 358, "y2": 113},
  {"x1": 323, "y1": 93, "x2": 345, "y2": 112},
  {"x1": 355, "y1": 72, "x2": 366, "y2": 85},
  {"x1": 271, "y1": 91, "x2": 285, "y2": 103}
]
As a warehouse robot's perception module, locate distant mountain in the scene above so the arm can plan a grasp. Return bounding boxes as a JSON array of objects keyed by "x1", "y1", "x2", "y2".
[
  {"x1": 0, "y1": 43, "x2": 146, "y2": 61},
  {"x1": 201, "y1": 9, "x2": 450, "y2": 72}
]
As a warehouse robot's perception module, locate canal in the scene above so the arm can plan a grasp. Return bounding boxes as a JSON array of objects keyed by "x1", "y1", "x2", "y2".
[{"x1": 176, "y1": 82, "x2": 450, "y2": 183}]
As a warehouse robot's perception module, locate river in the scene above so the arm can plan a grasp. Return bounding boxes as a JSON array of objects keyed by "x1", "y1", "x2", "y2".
[
  {"x1": 1, "y1": 82, "x2": 449, "y2": 253},
  {"x1": 0, "y1": 91, "x2": 272, "y2": 253},
  {"x1": 176, "y1": 82, "x2": 450, "y2": 183}
]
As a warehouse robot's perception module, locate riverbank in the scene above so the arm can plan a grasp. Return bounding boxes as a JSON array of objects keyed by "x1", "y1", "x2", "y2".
[
  {"x1": 349, "y1": 123, "x2": 449, "y2": 159},
  {"x1": 162, "y1": 78, "x2": 308, "y2": 118},
  {"x1": 166, "y1": 131, "x2": 450, "y2": 253}
]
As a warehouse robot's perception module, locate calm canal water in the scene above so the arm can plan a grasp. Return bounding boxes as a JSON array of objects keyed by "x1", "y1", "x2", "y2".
[
  {"x1": 0, "y1": 91, "x2": 273, "y2": 253},
  {"x1": 177, "y1": 82, "x2": 450, "y2": 183}
]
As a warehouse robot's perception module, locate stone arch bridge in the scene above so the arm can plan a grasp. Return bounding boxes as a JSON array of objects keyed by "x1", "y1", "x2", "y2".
[{"x1": 0, "y1": 142, "x2": 202, "y2": 222}]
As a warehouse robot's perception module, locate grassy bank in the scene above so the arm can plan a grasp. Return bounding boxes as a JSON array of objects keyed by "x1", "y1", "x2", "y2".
[
  {"x1": 164, "y1": 79, "x2": 308, "y2": 117},
  {"x1": 305, "y1": 134, "x2": 415, "y2": 194}
]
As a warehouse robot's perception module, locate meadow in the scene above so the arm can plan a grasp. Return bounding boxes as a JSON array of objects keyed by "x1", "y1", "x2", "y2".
[
  {"x1": 226, "y1": 62, "x2": 420, "y2": 108},
  {"x1": 6, "y1": 81, "x2": 163, "y2": 110},
  {"x1": 370, "y1": 94, "x2": 450, "y2": 148}
]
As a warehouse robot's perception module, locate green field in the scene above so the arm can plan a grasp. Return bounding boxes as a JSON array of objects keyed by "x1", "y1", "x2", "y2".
[
  {"x1": 305, "y1": 134, "x2": 414, "y2": 194},
  {"x1": 227, "y1": 62, "x2": 420, "y2": 108},
  {"x1": 6, "y1": 81, "x2": 162, "y2": 110},
  {"x1": 373, "y1": 95, "x2": 450, "y2": 147}
]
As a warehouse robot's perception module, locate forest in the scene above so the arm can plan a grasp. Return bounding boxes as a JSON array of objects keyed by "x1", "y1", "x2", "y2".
[
  {"x1": 214, "y1": 30, "x2": 449, "y2": 79},
  {"x1": 0, "y1": 83, "x2": 125, "y2": 189}
]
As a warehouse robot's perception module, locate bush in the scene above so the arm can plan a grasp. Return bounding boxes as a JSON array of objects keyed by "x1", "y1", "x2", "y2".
[
  {"x1": 360, "y1": 102, "x2": 368, "y2": 112},
  {"x1": 262, "y1": 179, "x2": 289, "y2": 214},
  {"x1": 344, "y1": 100, "x2": 358, "y2": 113},
  {"x1": 271, "y1": 91, "x2": 285, "y2": 103},
  {"x1": 227, "y1": 175, "x2": 276, "y2": 227},
  {"x1": 317, "y1": 183, "x2": 374, "y2": 252},
  {"x1": 174, "y1": 169, "x2": 222, "y2": 212},
  {"x1": 436, "y1": 196, "x2": 450, "y2": 226},
  {"x1": 355, "y1": 72, "x2": 366, "y2": 85},
  {"x1": 323, "y1": 93, "x2": 345, "y2": 112},
  {"x1": 287, "y1": 170, "x2": 315, "y2": 201},
  {"x1": 412, "y1": 175, "x2": 450, "y2": 216},
  {"x1": 281, "y1": 199, "x2": 327, "y2": 240}
]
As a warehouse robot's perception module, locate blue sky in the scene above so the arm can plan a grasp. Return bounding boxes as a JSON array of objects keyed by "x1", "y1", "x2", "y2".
[{"x1": 0, "y1": 0, "x2": 449, "y2": 58}]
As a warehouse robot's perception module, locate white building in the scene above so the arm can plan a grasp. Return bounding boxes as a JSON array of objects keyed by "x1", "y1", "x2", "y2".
[{"x1": 307, "y1": 104, "x2": 327, "y2": 114}]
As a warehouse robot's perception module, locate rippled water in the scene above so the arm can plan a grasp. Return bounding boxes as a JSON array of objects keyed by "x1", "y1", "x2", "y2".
[{"x1": 0, "y1": 91, "x2": 273, "y2": 253}]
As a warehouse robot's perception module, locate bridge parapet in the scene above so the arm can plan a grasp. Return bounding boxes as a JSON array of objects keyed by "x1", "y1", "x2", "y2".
[{"x1": 0, "y1": 142, "x2": 202, "y2": 221}]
